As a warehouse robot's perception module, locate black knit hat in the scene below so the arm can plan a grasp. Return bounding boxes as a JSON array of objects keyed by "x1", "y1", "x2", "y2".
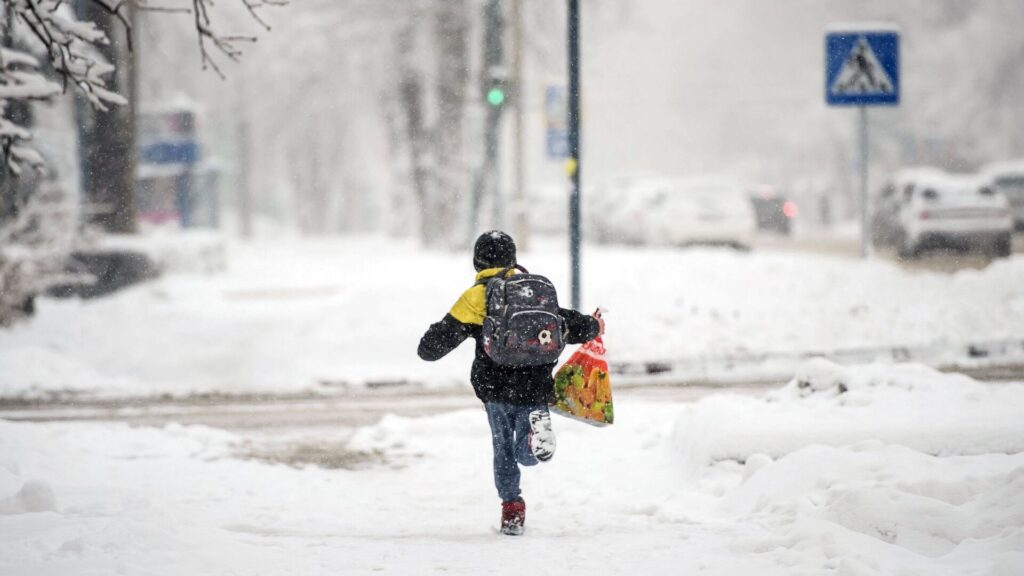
[{"x1": 473, "y1": 230, "x2": 517, "y2": 271}]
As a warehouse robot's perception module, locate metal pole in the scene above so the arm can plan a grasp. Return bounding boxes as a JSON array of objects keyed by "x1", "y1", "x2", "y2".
[
  {"x1": 470, "y1": 0, "x2": 504, "y2": 238},
  {"x1": 567, "y1": 0, "x2": 581, "y2": 309},
  {"x1": 859, "y1": 105, "x2": 870, "y2": 258},
  {"x1": 511, "y1": 0, "x2": 528, "y2": 250}
]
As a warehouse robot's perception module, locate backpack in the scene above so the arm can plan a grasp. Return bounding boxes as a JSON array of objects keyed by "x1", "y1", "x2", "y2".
[{"x1": 478, "y1": 265, "x2": 566, "y2": 366}]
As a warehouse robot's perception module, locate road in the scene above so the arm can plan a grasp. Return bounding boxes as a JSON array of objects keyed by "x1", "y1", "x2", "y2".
[
  {"x1": 4, "y1": 375, "x2": 1020, "y2": 470},
  {"x1": 0, "y1": 384, "x2": 776, "y2": 431},
  {"x1": 753, "y1": 230, "x2": 1024, "y2": 273},
  {"x1": 0, "y1": 384, "x2": 779, "y2": 470}
]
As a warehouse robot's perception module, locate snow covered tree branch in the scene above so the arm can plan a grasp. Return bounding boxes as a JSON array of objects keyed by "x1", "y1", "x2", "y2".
[
  {"x1": 9, "y1": 1, "x2": 126, "y2": 109},
  {"x1": 0, "y1": 0, "x2": 282, "y2": 174}
]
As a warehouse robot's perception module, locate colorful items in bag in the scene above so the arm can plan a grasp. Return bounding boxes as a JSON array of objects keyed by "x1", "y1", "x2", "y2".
[{"x1": 550, "y1": 337, "x2": 613, "y2": 426}]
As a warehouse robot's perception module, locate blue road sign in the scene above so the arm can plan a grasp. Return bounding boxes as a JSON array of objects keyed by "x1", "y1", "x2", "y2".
[
  {"x1": 544, "y1": 86, "x2": 567, "y2": 127},
  {"x1": 826, "y1": 29, "x2": 900, "y2": 106},
  {"x1": 546, "y1": 129, "x2": 568, "y2": 159},
  {"x1": 545, "y1": 85, "x2": 569, "y2": 159},
  {"x1": 139, "y1": 140, "x2": 200, "y2": 165}
]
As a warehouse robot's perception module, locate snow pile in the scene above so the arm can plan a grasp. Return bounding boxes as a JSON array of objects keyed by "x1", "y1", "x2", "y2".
[
  {"x1": 658, "y1": 359, "x2": 1024, "y2": 575},
  {"x1": 706, "y1": 443, "x2": 1024, "y2": 575},
  {"x1": 673, "y1": 359, "x2": 1024, "y2": 464},
  {"x1": 0, "y1": 480, "x2": 57, "y2": 515}
]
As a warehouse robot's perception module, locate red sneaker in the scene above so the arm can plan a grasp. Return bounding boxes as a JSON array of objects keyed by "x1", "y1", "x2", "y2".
[{"x1": 500, "y1": 498, "x2": 526, "y2": 535}]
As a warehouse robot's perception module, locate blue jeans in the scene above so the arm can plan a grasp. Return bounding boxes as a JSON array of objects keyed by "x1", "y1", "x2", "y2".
[{"x1": 484, "y1": 402, "x2": 546, "y2": 502}]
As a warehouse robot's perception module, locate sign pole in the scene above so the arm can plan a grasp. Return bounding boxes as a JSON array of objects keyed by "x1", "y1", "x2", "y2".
[
  {"x1": 825, "y1": 25, "x2": 899, "y2": 259},
  {"x1": 511, "y1": 0, "x2": 528, "y2": 250},
  {"x1": 567, "y1": 0, "x2": 581, "y2": 310},
  {"x1": 859, "y1": 105, "x2": 870, "y2": 259}
]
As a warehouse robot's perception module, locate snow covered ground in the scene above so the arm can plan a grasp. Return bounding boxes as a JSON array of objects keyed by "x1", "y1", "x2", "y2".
[
  {"x1": 1, "y1": 360, "x2": 1022, "y2": 575},
  {"x1": 1, "y1": 234, "x2": 1022, "y2": 399}
]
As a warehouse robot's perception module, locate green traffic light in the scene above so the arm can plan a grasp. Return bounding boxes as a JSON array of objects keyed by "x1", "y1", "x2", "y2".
[{"x1": 487, "y1": 87, "x2": 505, "y2": 106}]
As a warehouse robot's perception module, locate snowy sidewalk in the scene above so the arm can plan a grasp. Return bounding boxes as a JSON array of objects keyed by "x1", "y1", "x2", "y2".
[{"x1": 1, "y1": 361, "x2": 1022, "y2": 575}]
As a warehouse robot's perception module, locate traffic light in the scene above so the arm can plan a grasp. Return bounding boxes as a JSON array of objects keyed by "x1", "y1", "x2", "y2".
[
  {"x1": 484, "y1": 66, "x2": 509, "y2": 109},
  {"x1": 487, "y1": 86, "x2": 506, "y2": 107}
]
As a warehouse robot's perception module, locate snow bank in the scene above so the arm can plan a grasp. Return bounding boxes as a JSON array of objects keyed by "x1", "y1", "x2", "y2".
[
  {"x1": 718, "y1": 443, "x2": 1024, "y2": 543},
  {"x1": 657, "y1": 360, "x2": 1024, "y2": 575},
  {"x1": 0, "y1": 237, "x2": 477, "y2": 398},
  {"x1": 1, "y1": 235, "x2": 1023, "y2": 399},
  {"x1": 698, "y1": 443, "x2": 1024, "y2": 575},
  {"x1": 673, "y1": 359, "x2": 1024, "y2": 464}
]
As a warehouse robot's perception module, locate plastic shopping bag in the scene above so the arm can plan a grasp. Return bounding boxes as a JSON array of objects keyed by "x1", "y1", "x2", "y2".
[{"x1": 550, "y1": 337, "x2": 613, "y2": 426}]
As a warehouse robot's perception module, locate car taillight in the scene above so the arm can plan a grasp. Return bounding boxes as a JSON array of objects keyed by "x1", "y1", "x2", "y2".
[
  {"x1": 919, "y1": 210, "x2": 931, "y2": 220},
  {"x1": 782, "y1": 201, "x2": 798, "y2": 219}
]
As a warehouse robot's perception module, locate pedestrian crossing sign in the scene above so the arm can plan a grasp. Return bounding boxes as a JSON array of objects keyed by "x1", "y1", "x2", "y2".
[{"x1": 826, "y1": 28, "x2": 900, "y2": 106}]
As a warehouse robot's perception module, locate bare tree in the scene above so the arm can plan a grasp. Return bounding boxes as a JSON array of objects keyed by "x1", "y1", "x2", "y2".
[
  {"x1": 72, "y1": 0, "x2": 136, "y2": 232},
  {"x1": 390, "y1": 0, "x2": 470, "y2": 247},
  {"x1": 225, "y1": 0, "x2": 471, "y2": 244},
  {"x1": 430, "y1": 0, "x2": 468, "y2": 246},
  {"x1": 397, "y1": 23, "x2": 430, "y2": 244}
]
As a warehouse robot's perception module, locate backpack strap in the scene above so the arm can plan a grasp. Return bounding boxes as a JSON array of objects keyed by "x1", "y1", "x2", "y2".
[{"x1": 474, "y1": 264, "x2": 528, "y2": 287}]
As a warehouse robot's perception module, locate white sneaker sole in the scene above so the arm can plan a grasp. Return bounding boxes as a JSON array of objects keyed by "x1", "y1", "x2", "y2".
[
  {"x1": 528, "y1": 409, "x2": 556, "y2": 461},
  {"x1": 500, "y1": 523, "x2": 525, "y2": 536}
]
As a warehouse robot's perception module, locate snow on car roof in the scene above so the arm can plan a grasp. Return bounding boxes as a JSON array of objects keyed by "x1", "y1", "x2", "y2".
[
  {"x1": 981, "y1": 159, "x2": 1024, "y2": 177},
  {"x1": 921, "y1": 174, "x2": 990, "y2": 195},
  {"x1": 890, "y1": 167, "x2": 988, "y2": 191}
]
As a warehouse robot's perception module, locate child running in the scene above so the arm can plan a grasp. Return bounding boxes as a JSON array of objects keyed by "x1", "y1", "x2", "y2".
[{"x1": 417, "y1": 230, "x2": 604, "y2": 535}]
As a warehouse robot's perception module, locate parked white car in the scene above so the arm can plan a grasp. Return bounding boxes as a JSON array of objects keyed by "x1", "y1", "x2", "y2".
[
  {"x1": 872, "y1": 167, "x2": 947, "y2": 248},
  {"x1": 586, "y1": 174, "x2": 664, "y2": 245},
  {"x1": 879, "y1": 170, "x2": 1013, "y2": 258},
  {"x1": 645, "y1": 177, "x2": 758, "y2": 249},
  {"x1": 982, "y1": 160, "x2": 1024, "y2": 231},
  {"x1": 587, "y1": 174, "x2": 757, "y2": 249}
]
